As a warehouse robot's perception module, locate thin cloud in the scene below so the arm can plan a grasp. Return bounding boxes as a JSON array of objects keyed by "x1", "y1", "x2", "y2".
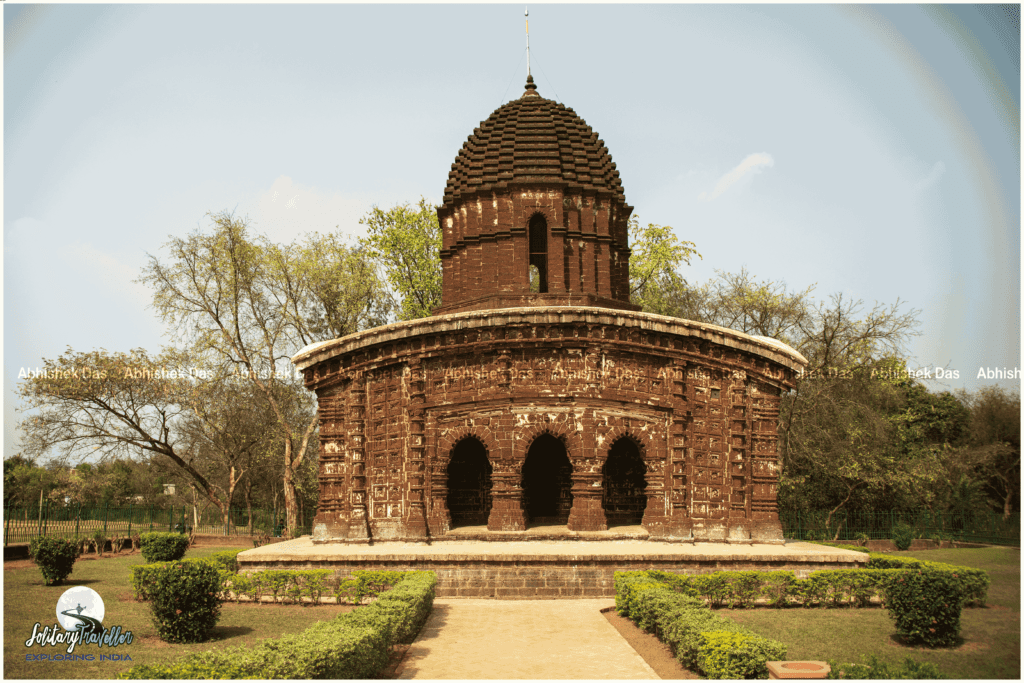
[{"x1": 699, "y1": 153, "x2": 775, "y2": 201}]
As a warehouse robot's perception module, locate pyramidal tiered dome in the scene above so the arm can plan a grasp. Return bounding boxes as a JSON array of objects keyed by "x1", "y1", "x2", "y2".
[
  {"x1": 435, "y1": 76, "x2": 637, "y2": 315},
  {"x1": 441, "y1": 76, "x2": 627, "y2": 205}
]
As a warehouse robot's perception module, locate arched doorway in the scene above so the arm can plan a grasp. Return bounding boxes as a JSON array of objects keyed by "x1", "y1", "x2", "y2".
[
  {"x1": 522, "y1": 434, "x2": 572, "y2": 524},
  {"x1": 446, "y1": 438, "x2": 493, "y2": 527},
  {"x1": 602, "y1": 437, "x2": 647, "y2": 526}
]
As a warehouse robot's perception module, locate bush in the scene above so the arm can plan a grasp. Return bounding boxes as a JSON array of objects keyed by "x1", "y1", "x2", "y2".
[
  {"x1": 614, "y1": 571, "x2": 786, "y2": 676},
  {"x1": 140, "y1": 532, "x2": 190, "y2": 563},
  {"x1": 148, "y1": 559, "x2": 223, "y2": 643},
  {"x1": 884, "y1": 569, "x2": 966, "y2": 647},
  {"x1": 92, "y1": 529, "x2": 107, "y2": 555},
  {"x1": 130, "y1": 562, "x2": 168, "y2": 601},
  {"x1": 29, "y1": 537, "x2": 81, "y2": 585},
  {"x1": 119, "y1": 570, "x2": 437, "y2": 679},
  {"x1": 866, "y1": 554, "x2": 989, "y2": 605},
  {"x1": 892, "y1": 521, "x2": 915, "y2": 551},
  {"x1": 207, "y1": 549, "x2": 244, "y2": 573},
  {"x1": 828, "y1": 654, "x2": 945, "y2": 679},
  {"x1": 696, "y1": 630, "x2": 787, "y2": 679}
]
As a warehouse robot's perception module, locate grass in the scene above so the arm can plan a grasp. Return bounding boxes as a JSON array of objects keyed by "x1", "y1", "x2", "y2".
[
  {"x1": 4, "y1": 544, "x2": 355, "y2": 680},
  {"x1": 719, "y1": 547, "x2": 1021, "y2": 679}
]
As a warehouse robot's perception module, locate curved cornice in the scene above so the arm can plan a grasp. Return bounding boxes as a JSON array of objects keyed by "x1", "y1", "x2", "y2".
[{"x1": 292, "y1": 307, "x2": 808, "y2": 374}]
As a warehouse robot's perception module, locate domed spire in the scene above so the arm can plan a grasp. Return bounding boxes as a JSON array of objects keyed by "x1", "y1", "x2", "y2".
[{"x1": 523, "y1": 74, "x2": 539, "y2": 98}]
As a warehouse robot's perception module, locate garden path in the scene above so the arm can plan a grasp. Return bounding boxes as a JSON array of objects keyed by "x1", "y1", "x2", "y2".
[{"x1": 396, "y1": 598, "x2": 657, "y2": 679}]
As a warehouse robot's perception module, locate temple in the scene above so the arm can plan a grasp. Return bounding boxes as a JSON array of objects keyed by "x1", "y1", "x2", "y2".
[{"x1": 293, "y1": 77, "x2": 806, "y2": 544}]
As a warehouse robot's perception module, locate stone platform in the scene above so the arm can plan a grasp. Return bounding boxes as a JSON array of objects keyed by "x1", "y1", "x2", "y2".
[{"x1": 238, "y1": 530, "x2": 867, "y2": 599}]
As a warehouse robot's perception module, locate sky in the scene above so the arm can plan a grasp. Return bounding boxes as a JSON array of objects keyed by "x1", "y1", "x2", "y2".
[{"x1": 5, "y1": 3, "x2": 1021, "y2": 460}]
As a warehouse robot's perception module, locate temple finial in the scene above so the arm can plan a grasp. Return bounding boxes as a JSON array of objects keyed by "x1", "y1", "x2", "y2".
[{"x1": 525, "y1": 7, "x2": 531, "y2": 79}]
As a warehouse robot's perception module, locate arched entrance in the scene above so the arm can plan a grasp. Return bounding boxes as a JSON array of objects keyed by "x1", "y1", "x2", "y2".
[
  {"x1": 446, "y1": 437, "x2": 492, "y2": 527},
  {"x1": 602, "y1": 437, "x2": 647, "y2": 526},
  {"x1": 522, "y1": 434, "x2": 573, "y2": 524}
]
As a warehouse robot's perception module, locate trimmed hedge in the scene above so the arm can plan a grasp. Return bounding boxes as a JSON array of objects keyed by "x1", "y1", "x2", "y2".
[
  {"x1": 642, "y1": 546, "x2": 990, "y2": 610},
  {"x1": 148, "y1": 559, "x2": 223, "y2": 643},
  {"x1": 615, "y1": 571, "x2": 786, "y2": 678},
  {"x1": 29, "y1": 537, "x2": 82, "y2": 585},
  {"x1": 140, "y1": 532, "x2": 190, "y2": 563},
  {"x1": 697, "y1": 631, "x2": 787, "y2": 679},
  {"x1": 131, "y1": 562, "x2": 407, "y2": 606},
  {"x1": 620, "y1": 552, "x2": 986, "y2": 657},
  {"x1": 118, "y1": 570, "x2": 437, "y2": 679},
  {"x1": 828, "y1": 654, "x2": 945, "y2": 679},
  {"x1": 207, "y1": 549, "x2": 244, "y2": 573}
]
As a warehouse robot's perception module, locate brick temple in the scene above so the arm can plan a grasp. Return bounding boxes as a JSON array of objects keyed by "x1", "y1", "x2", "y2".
[{"x1": 293, "y1": 76, "x2": 806, "y2": 544}]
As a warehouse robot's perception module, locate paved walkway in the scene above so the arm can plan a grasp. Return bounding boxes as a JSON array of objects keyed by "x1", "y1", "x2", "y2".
[{"x1": 396, "y1": 599, "x2": 657, "y2": 679}]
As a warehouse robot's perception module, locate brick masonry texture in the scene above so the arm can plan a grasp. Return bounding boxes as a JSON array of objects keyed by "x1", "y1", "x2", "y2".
[
  {"x1": 239, "y1": 538, "x2": 867, "y2": 599},
  {"x1": 240, "y1": 558, "x2": 864, "y2": 599},
  {"x1": 293, "y1": 79, "x2": 807, "y2": 547}
]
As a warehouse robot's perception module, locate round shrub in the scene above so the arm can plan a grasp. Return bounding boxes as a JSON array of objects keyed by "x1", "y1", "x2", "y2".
[
  {"x1": 149, "y1": 559, "x2": 223, "y2": 643},
  {"x1": 29, "y1": 537, "x2": 81, "y2": 585},
  {"x1": 140, "y1": 532, "x2": 190, "y2": 562},
  {"x1": 891, "y1": 521, "x2": 914, "y2": 551},
  {"x1": 884, "y1": 569, "x2": 965, "y2": 647}
]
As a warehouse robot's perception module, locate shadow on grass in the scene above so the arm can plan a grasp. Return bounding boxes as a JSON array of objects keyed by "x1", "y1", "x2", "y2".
[
  {"x1": 210, "y1": 625, "x2": 255, "y2": 639},
  {"x1": 54, "y1": 578, "x2": 102, "y2": 587}
]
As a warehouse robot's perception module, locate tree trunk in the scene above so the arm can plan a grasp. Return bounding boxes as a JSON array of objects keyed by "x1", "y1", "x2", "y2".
[
  {"x1": 281, "y1": 415, "x2": 318, "y2": 533},
  {"x1": 244, "y1": 477, "x2": 253, "y2": 536}
]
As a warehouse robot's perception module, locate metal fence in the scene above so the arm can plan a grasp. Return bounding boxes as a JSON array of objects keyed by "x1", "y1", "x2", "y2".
[
  {"x1": 3, "y1": 503, "x2": 314, "y2": 546},
  {"x1": 780, "y1": 509, "x2": 1020, "y2": 546}
]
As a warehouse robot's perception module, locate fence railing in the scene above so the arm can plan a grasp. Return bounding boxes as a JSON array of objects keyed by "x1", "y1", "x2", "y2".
[
  {"x1": 3, "y1": 503, "x2": 314, "y2": 546},
  {"x1": 780, "y1": 509, "x2": 1020, "y2": 546}
]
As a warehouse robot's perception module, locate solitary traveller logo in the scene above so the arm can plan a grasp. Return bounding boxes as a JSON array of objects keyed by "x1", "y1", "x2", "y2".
[{"x1": 23, "y1": 587, "x2": 134, "y2": 661}]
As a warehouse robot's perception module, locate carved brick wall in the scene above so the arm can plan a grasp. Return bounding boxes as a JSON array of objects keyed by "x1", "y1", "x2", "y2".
[{"x1": 300, "y1": 309, "x2": 802, "y2": 544}]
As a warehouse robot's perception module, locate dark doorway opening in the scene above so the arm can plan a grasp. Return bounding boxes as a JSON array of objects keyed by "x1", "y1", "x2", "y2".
[
  {"x1": 446, "y1": 438, "x2": 492, "y2": 527},
  {"x1": 522, "y1": 434, "x2": 572, "y2": 524},
  {"x1": 602, "y1": 438, "x2": 647, "y2": 526}
]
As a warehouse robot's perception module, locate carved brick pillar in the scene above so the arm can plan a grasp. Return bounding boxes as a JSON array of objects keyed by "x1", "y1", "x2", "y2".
[
  {"x1": 549, "y1": 225, "x2": 567, "y2": 293},
  {"x1": 403, "y1": 360, "x2": 429, "y2": 540},
  {"x1": 641, "y1": 447, "x2": 671, "y2": 537},
  {"x1": 346, "y1": 371, "x2": 371, "y2": 541},
  {"x1": 726, "y1": 378, "x2": 753, "y2": 544},
  {"x1": 750, "y1": 385, "x2": 784, "y2": 544},
  {"x1": 662, "y1": 361, "x2": 694, "y2": 541},
  {"x1": 567, "y1": 461, "x2": 606, "y2": 531},
  {"x1": 428, "y1": 452, "x2": 452, "y2": 536},
  {"x1": 487, "y1": 461, "x2": 526, "y2": 531},
  {"x1": 311, "y1": 386, "x2": 349, "y2": 543}
]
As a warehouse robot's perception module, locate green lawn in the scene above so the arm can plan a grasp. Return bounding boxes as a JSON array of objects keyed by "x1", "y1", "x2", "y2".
[
  {"x1": 720, "y1": 547, "x2": 1021, "y2": 679},
  {"x1": 4, "y1": 545, "x2": 354, "y2": 680}
]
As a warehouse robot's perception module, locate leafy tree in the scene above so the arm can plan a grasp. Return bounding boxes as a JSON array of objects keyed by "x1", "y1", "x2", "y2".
[
  {"x1": 647, "y1": 266, "x2": 934, "y2": 521},
  {"x1": 265, "y1": 232, "x2": 390, "y2": 342},
  {"x1": 956, "y1": 386, "x2": 1021, "y2": 519},
  {"x1": 358, "y1": 198, "x2": 442, "y2": 320},
  {"x1": 627, "y1": 216, "x2": 700, "y2": 311},
  {"x1": 140, "y1": 212, "x2": 375, "y2": 530},
  {"x1": 16, "y1": 346, "x2": 284, "y2": 529},
  {"x1": 3, "y1": 455, "x2": 50, "y2": 508}
]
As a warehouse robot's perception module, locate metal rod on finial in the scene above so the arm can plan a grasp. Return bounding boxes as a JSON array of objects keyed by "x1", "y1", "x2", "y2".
[{"x1": 525, "y1": 7, "x2": 531, "y2": 78}]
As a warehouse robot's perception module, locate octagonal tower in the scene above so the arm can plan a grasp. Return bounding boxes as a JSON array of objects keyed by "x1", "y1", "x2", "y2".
[{"x1": 436, "y1": 76, "x2": 638, "y2": 315}]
